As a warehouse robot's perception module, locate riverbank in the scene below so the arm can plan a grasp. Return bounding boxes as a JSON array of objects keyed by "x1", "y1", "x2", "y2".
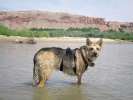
[
  {"x1": 0, "y1": 35, "x2": 129, "y2": 43},
  {"x1": 1, "y1": 24, "x2": 133, "y2": 41}
]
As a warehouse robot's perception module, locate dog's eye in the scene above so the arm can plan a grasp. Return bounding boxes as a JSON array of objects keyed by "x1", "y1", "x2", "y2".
[
  {"x1": 90, "y1": 47, "x2": 93, "y2": 51},
  {"x1": 96, "y1": 48, "x2": 100, "y2": 50}
]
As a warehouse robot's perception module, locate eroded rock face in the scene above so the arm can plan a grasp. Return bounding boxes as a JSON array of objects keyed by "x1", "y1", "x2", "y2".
[{"x1": 0, "y1": 11, "x2": 132, "y2": 32}]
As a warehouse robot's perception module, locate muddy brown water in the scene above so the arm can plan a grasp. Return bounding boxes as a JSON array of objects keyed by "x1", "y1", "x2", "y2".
[{"x1": 0, "y1": 41, "x2": 133, "y2": 100}]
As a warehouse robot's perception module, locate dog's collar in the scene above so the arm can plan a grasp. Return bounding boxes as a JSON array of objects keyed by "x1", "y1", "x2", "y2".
[{"x1": 87, "y1": 58, "x2": 93, "y2": 62}]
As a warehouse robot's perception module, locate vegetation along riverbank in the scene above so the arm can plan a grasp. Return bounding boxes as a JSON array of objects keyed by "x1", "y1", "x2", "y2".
[{"x1": 0, "y1": 24, "x2": 133, "y2": 42}]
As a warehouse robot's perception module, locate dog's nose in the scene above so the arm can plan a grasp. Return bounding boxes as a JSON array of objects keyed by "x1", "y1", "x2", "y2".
[{"x1": 93, "y1": 52, "x2": 97, "y2": 57}]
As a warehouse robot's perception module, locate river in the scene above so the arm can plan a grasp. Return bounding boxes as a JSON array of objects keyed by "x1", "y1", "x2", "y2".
[{"x1": 0, "y1": 41, "x2": 133, "y2": 100}]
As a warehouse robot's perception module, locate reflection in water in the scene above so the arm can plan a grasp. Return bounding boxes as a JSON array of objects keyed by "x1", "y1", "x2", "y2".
[
  {"x1": 32, "y1": 85, "x2": 89, "y2": 100},
  {"x1": 33, "y1": 88, "x2": 50, "y2": 100}
]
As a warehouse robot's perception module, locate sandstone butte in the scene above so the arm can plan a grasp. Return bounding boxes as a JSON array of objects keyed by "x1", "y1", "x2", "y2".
[{"x1": 0, "y1": 10, "x2": 133, "y2": 33}]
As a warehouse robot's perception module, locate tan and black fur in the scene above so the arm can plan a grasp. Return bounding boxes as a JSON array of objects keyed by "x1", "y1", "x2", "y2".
[{"x1": 33, "y1": 38, "x2": 103, "y2": 87}]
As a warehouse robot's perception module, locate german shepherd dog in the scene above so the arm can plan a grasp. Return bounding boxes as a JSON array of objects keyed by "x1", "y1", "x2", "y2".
[{"x1": 33, "y1": 38, "x2": 103, "y2": 87}]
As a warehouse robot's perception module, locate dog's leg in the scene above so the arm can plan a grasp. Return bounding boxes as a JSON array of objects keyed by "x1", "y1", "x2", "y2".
[
  {"x1": 37, "y1": 75, "x2": 45, "y2": 88},
  {"x1": 77, "y1": 74, "x2": 82, "y2": 85},
  {"x1": 37, "y1": 65, "x2": 53, "y2": 88},
  {"x1": 37, "y1": 66, "x2": 46, "y2": 88},
  {"x1": 37, "y1": 72, "x2": 48, "y2": 88},
  {"x1": 38, "y1": 79, "x2": 45, "y2": 88}
]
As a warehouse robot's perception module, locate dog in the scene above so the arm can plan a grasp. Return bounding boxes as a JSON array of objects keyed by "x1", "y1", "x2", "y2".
[{"x1": 33, "y1": 38, "x2": 103, "y2": 87}]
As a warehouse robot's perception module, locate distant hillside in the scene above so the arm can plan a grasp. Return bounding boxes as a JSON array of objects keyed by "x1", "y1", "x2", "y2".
[{"x1": 0, "y1": 11, "x2": 133, "y2": 32}]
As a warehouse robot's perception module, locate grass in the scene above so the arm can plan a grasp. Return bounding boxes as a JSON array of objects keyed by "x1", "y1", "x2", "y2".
[
  {"x1": 0, "y1": 24, "x2": 49, "y2": 37},
  {"x1": 0, "y1": 24, "x2": 133, "y2": 41}
]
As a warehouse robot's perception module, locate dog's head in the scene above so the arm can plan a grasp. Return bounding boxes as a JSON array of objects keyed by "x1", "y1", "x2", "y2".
[{"x1": 86, "y1": 38, "x2": 103, "y2": 60}]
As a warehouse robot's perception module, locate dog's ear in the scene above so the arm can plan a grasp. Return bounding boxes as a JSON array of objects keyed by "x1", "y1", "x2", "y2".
[
  {"x1": 86, "y1": 38, "x2": 92, "y2": 45},
  {"x1": 96, "y1": 38, "x2": 103, "y2": 46}
]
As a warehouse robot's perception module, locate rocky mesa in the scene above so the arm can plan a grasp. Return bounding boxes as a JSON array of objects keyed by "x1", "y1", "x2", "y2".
[{"x1": 0, "y1": 10, "x2": 133, "y2": 32}]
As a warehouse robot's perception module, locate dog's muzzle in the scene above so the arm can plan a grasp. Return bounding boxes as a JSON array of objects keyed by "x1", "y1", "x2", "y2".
[{"x1": 92, "y1": 52, "x2": 98, "y2": 57}]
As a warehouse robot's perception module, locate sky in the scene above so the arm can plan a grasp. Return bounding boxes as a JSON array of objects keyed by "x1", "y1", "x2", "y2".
[{"x1": 0, "y1": 0, "x2": 133, "y2": 22}]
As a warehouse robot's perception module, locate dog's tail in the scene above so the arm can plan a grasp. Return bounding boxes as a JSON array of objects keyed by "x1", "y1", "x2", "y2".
[{"x1": 33, "y1": 57, "x2": 39, "y2": 86}]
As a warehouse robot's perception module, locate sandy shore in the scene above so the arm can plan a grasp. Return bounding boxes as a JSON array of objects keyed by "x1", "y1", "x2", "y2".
[{"x1": 0, "y1": 35, "x2": 128, "y2": 43}]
